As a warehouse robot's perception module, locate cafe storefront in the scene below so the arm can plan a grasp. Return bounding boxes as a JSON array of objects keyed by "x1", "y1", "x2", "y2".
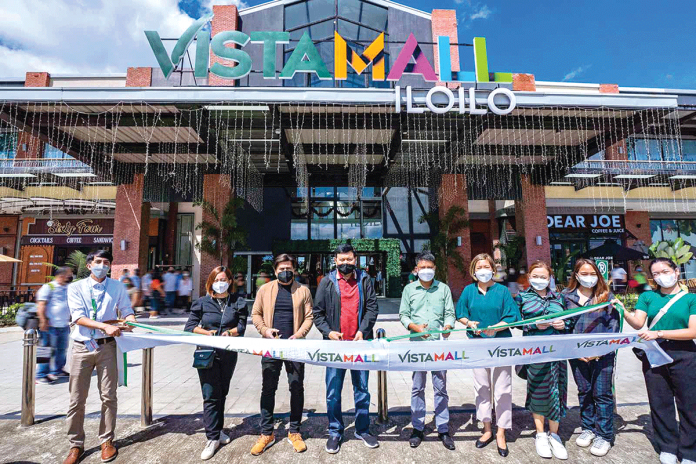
[{"x1": 17, "y1": 217, "x2": 113, "y2": 287}]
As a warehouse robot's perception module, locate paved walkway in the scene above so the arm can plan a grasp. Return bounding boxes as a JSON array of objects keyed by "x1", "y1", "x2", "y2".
[{"x1": 0, "y1": 315, "x2": 663, "y2": 463}]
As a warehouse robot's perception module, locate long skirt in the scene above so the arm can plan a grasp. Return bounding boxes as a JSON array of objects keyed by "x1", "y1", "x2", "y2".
[{"x1": 526, "y1": 360, "x2": 568, "y2": 422}]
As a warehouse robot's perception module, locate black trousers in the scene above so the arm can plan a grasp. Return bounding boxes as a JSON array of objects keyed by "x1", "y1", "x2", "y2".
[
  {"x1": 197, "y1": 349, "x2": 238, "y2": 440},
  {"x1": 260, "y1": 357, "x2": 305, "y2": 435},
  {"x1": 641, "y1": 340, "x2": 696, "y2": 461}
]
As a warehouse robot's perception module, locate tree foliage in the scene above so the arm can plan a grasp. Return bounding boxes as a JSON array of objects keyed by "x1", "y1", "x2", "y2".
[
  {"x1": 194, "y1": 197, "x2": 248, "y2": 265},
  {"x1": 419, "y1": 205, "x2": 469, "y2": 282}
]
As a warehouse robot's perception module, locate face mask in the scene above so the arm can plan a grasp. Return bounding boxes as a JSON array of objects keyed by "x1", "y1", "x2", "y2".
[
  {"x1": 212, "y1": 281, "x2": 229, "y2": 294},
  {"x1": 91, "y1": 263, "x2": 109, "y2": 280},
  {"x1": 418, "y1": 269, "x2": 435, "y2": 282},
  {"x1": 475, "y1": 269, "x2": 493, "y2": 283},
  {"x1": 65, "y1": 276, "x2": 73, "y2": 284},
  {"x1": 337, "y1": 264, "x2": 356, "y2": 275},
  {"x1": 529, "y1": 278, "x2": 550, "y2": 291},
  {"x1": 577, "y1": 274, "x2": 598, "y2": 289},
  {"x1": 277, "y1": 270, "x2": 294, "y2": 284},
  {"x1": 655, "y1": 273, "x2": 678, "y2": 289}
]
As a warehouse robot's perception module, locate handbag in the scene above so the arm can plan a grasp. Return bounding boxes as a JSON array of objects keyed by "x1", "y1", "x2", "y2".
[{"x1": 192, "y1": 296, "x2": 230, "y2": 369}]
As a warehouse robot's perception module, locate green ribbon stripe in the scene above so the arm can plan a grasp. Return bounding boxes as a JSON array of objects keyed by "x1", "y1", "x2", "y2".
[
  {"x1": 385, "y1": 301, "x2": 612, "y2": 342},
  {"x1": 125, "y1": 321, "x2": 201, "y2": 335}
]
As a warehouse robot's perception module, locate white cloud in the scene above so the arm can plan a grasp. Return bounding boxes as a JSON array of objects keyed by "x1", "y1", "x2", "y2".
[
  {"x1": 563, "y1": 65, "x2": 591, "y2": 82},
  {"x1": 0, "y1": 0, "x2": 244, "y2": 77},
  {"x1": 469, "y1": 5, "x2": 492, "y2": 20}
]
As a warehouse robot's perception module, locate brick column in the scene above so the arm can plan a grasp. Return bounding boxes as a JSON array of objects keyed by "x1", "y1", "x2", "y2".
[
  {"x1": 199, "y1": 174, "x2": 232, "y2": 295},
  {"x1": 625, "y1": 211, "x2": 652, "y2": 271},
  {"x1": 112, "y1": 173, "x2": 150, "y2": 280},
  {"x1": 16, "y1": 72, "x2": 51, "y2": 159},
  {"x1": 126, "y1": 67, "x2": 152, "y2": 87},
  {"x1": 164, "y1": 202, "x2": 178, "y2": 264},
  {"x1": 515, "y1": 174, "x2": 551, "y2": 268},
  {"x1": 513, "y1": 73, "x2": 536, "y2": 91},
  {"x1": 431, "y1": 9, "x2": 459, "y2": 88},
  {"x1": 208, "y1": 5, "x2": 240, "y2": 87},
  {"x1": 439, "y1": 174, "x2": 471, "y2": 299}
]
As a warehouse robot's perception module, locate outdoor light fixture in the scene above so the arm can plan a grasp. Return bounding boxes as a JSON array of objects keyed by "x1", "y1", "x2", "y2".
[
  {"x1": 401, "y1": 139, "x2": 448, "y2": 143},
  {"x1": 120, "y1": 240, "x2": 127, "y2": 251},
  {"x1": 205, "y1": 105, "x2": 270, "y2": 111},
  {"x1": 669, "y1": 175, "x2": 696, "y2": 179},
  {"x1": 457, "y1": 236, "x2": 462, "y2": 247},
  {"x1": 54, "y1": 173, "x2": 97, "y2": 178},
  {"x1": 564, "y1": 174, "x2": 601, "y2": 179},
  {"x1": 613, "y1": 174, "x2": 655, "y2": 179},
  {"x1": 227, "y1": 139, "x2": 280, "y2": 143},
  {"x1": 0, "y1": 173, "x2": 35, "y2": 178},
  {"x1": 536, "y1": 236, "x2": 542, "y2": 246},
  {"x1": 550, "y1": 181, "x2": 573, "y2": 185}
]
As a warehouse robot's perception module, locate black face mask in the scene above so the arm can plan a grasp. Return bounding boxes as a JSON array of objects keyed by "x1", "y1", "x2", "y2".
[
  {"x1": 337, "y1": 264, "x2": 356, "y2": 275},
  {"x1": 277, "y1": 270, "x2": 294, "y2": 284},
  {"x1": 65, "y1": 276, "x2": 74, "y2": 284}
]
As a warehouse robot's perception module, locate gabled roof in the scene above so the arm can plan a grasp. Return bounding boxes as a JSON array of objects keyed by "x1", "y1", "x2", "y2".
[{"x1": 239, "y1": 0, "x2": 432, "y2": 20}]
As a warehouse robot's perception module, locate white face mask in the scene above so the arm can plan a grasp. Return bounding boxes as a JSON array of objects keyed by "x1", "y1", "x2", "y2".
[
  {"x1": 577, "y1": 274, "x2": 598, "y2": 289},
  {"x1": 418, "y1": 268, "x2": 435, "y2": 282},
  {"x1": 91, "y1": 263, "x2": 109, "y2": 279},
  {"x1": 529, "y1": 278, "x2": 550, "y2": 291},
  {"x1": 475, "y1": 269, "x2": 494, "y2": 283},
  {"x1": 655, "y1": 272, "x2": 678, "y2": 289},
  {"x1": 212, "y1": 281, "x2": 230, "y2": 294}
]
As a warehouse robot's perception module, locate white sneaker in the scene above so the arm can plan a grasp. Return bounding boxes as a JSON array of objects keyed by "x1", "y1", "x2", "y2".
[
  {"x1": 659, "y1": 452, "x2": 678, "y2": 464},
  {"x1": 548, "y1": 433, "x2": 568, "y2": 460},
  {"x1": 535, "y1": 432, "x2": 552, "y2": 459},
  {"x1": 575, "y1": 429, "x2": 595, "y2": 448},
  {"x1": 590, "y1": 437, "x2": 611, "y2": 457},
  {"x1": 219, "y1": 431, "x2": 231, "y2": 445},
  {"x1": 201, "y1": 439, "x2": 220, "y2": 460}
]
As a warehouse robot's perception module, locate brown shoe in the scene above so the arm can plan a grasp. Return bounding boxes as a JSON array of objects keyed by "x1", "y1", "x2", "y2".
[
  {"x1": 250, "y1": 434, "x2": 275, "y2": 456},
  {"x1": 101, "y1": 439, "x2": 118, "y2": 463},
  {"x1": 63, "y1": 447, "x2": 84, "y2": 464},
  {"x1": 287, "y1": 432, "x2": 307, "y2": 453}
]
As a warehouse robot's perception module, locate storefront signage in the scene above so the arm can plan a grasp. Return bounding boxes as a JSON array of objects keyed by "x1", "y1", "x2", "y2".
[
  {"x1": 547, "y1": 214, "x2": 625, "y2": 234},
  {"x1": 21, "y1": 235, "x2": 114, "y2": 246},
  {"x1": 28, "y1": 218, "x2": 114, "y2": 236},
  {"x1": 145, "y1": 15, "x2": 516, "y2": 114}
]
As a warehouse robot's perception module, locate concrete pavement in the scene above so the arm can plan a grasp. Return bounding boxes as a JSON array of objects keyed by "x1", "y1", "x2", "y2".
[{"x1": 0, "y1": 314, "x2": 663, "y2": 463}]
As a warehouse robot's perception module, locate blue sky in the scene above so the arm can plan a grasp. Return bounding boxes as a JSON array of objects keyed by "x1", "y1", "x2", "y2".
[
  {"x1": 1, "y1": 0, "x2": 694, "y2": 89},
  {"x1": 178, "y1": 0, "x2": 696, "y2": 89}
]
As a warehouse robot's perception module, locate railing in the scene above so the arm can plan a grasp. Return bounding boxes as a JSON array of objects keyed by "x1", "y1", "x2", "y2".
[
  {"x1": 0, "y1": 288, "x2": 38, "y2": 309},
  {"x1": 571, "y1": 159, "x2": 696, "y2": 174},
  {"x1": 0, "y1": 158, "x2": 93, "y2": 174}
]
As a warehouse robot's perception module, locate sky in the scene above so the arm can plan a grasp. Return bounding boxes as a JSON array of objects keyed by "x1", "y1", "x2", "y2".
[{"x1": 1, "y1": 0, "x2": 695, "y2": 89}]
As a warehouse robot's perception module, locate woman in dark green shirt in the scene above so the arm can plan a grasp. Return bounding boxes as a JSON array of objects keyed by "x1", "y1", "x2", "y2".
[
  {"x1": 620, "y1": 258, "x2": 696, "y2": 464},
  {"x1": 456, "y1": 253, "x2": 520, "y2": 457}
]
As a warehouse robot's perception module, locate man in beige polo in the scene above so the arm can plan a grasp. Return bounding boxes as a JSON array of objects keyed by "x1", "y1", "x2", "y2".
[
  {"x1": 64, "y1": 250, "x2": 136, "y2": 464},
  {"x1": 250, "y1": 253, "x2": 313, "y2": 456}
]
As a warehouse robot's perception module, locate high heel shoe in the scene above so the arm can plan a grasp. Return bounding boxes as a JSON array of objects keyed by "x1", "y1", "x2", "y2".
[{"x1": 475, "y1": 435, "x2": 495, "y2": 449}]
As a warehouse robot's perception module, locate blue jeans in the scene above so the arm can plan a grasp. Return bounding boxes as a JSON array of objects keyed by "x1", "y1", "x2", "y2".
[
  {"x1": 325, "y1": 367, "x2": 370, "y2": 438},
  {"x1": 165, "y1": 291, "x2": 177, "y2": 311},
  {"x1": 37, "y1": 326, "x2": 70, "y2": 378}
]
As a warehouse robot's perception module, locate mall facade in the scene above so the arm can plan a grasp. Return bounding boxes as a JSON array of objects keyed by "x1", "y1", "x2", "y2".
[{"x1": 0, "y1": 0, "x2": 695, "y2": 300}]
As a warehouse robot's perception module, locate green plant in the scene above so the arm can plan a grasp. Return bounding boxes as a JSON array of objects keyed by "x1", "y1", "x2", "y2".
[
  {"x1": 495, "y1": 236, "x2": 526, "y2": 270},
  {"x1": 649, "y1": 237, "x2": 693, "y2": 266},
  {"x1": 43, "y1": 250, "x2": 90, "y2": 281},
  {"x1": 551, "y1": 249, "x2": 582, "y2": 284},
  {"x1": 195, "y1": 197, "x2": 248, "y2": 266},
  {"x1": 616, "y1": 293, "x2": 638, "y2": 312},
  {"x1": 0, "y1": 303, "x2": 21, "y2": 327},
  {"x1": 419, "y1": 205, "x2": 469, "y2": 283}
]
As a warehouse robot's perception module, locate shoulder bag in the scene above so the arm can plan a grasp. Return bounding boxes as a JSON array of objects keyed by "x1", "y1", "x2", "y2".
[{"x1": 192, "y1": 296, "x2": 230, "y2": 369}]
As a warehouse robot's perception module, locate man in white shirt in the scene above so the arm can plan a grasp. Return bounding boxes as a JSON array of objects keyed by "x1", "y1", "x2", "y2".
[
  {"x1": 162, "y1": 267, "x2": 178, "y2": 314},
  {"x1": 36, "y1": 266, "x2": 73, "y2": 383},
  {"x1": 610, "y1": 265, "x2": 628, "y2": 293},
  {"x1": 64, "y1": 250, "x2": 136, "y2": 464},
  {"x1": 177, "y1": 272, "x2": 193, "y2": 311}
]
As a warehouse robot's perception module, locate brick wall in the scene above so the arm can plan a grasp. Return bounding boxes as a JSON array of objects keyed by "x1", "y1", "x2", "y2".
[
  {"x1": 126, "y1": 67, "x2": 152, "y2": 87},
  {"x1": 25, "y1": 72, "x2": 50, "y2": 87},
  {"x1": 605, "y1": 139, "x2": 628, "y2": 161},
  {"x1": 208, "y1": 5, "x2": 240, "y2": 87},
  {"x1": 112, "y1": 173, "x2": 151, "y2": 279},
  {"x1": 439, "y1": 174, "x2": 472, "y2": 299},
  {"x1": 199, "y1": 174, "x2": 232, "y2": 295},
  {"x1": 515, "y1": 174, "x2": 551, "y2": 268},
  {"x1": 513, "y1": 73, "x2": 536, "y2": 91},
  {"x1": 16, "y1": 72, "x2": 50, "y2": 159},
  {"x1": 599, "y1": 84, "x2": 619, "y2": 94},
  {"x1": 625, "y1": 210, "x2": 652, "y2": 271},
  {"x1": 0, "y1": 215, "x2": 19, "y2": 285},
  {"x1": 431, "y1": 10, "x2": 459, "y2": 88}
]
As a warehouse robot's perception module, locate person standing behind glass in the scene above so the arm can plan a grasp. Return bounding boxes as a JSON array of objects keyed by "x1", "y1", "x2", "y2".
[
  {"x1": 519, "y1": 261, "x2": 568, "y2": 460},
  {"x1": 620, "y1": 258, "x2": 696, "y2": 464},
  {"x1": 251, "y1": 254, "x2": 313, "y2": 456},
  {"x1": 563, "y1": 258, "x2": 619, "y2": 458},
  {"x1": 184, "y1": 266, "x2": 248, "y2": 461},
  {"x1": 456, "y1": 253, "x2": 520, "y2": 458},
  {"x1": 399, "y1": 251, "x2": 456, "y2": 451}
]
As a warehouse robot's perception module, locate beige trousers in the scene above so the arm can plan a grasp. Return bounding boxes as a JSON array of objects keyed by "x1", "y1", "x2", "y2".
[
  {"x1": 66, "y1": 339, "x2": 118, "y2": 448},
  {"x1": 472, "y1": 366, "x2": 513, "y2": 429}
]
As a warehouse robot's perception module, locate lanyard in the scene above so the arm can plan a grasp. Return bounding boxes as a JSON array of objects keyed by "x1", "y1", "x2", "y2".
[{"x1": 89, "y1": 280, "x2": 108, "y2": 337}]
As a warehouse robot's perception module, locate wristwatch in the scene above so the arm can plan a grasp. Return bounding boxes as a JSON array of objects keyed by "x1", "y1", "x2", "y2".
[{"x1": 657, "y1": 330, "x2": 664, "y2": 339}]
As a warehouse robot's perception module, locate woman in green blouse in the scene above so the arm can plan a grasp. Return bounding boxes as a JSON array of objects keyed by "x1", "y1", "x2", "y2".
[
  {"x1": 620, "y1": 258, "x2": 696, "y2": 464},
  {"x1": 456, "y1": 253, "x2": 521, "y2": 457}
]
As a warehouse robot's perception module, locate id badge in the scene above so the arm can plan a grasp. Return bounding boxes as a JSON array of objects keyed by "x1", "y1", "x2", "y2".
[{"x1": 84, "y1": 339, "x2": 98, "y2": 352}]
